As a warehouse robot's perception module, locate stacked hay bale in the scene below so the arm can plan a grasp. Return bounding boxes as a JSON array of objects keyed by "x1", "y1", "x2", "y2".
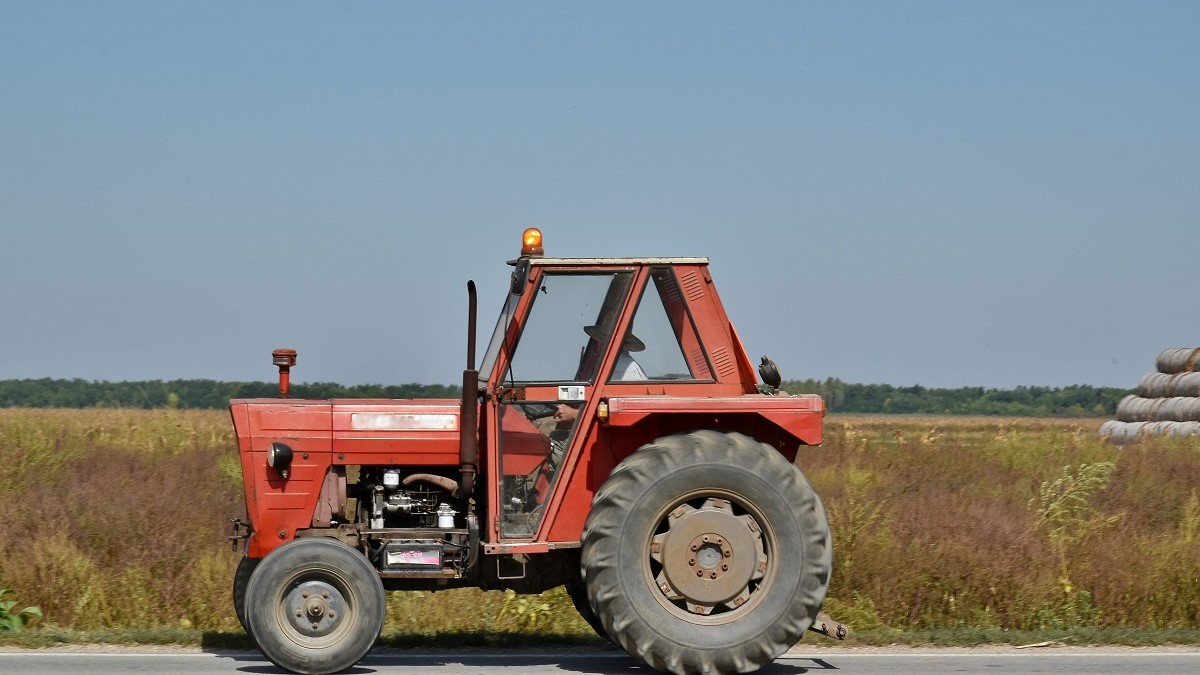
[{"x1": 1101, "y1": 348, "x2": 1200, "y2": 443}]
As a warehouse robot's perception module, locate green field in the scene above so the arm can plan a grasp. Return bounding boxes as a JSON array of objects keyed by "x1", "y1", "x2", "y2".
[{"x1": 1, "y1": 409, "x2": 1198, "y2": 644}]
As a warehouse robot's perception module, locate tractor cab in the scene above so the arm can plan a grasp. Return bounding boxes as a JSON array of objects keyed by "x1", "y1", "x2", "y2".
[{"x1": 476, "y1": 230, "x2": 820, "y2": 549}]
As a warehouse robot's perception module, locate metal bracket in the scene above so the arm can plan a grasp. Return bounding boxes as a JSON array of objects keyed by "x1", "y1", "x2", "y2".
[
  {"x1": 808, "y1": 611, "x2": 849, "y2": 640},
  {"x1": 228, "y1": 518, "x2": 253, "y2": 553},
  {"x1": 496, "y1": 554, "x2": 527, "y2": 580},
  {"x1": 497, "y1": 387, "x2": 527, "y2": 403}
]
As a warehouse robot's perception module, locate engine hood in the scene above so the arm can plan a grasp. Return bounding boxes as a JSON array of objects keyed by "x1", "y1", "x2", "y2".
[{"x1": 230, "y1": 398, "x2": 465, "y2": 466}]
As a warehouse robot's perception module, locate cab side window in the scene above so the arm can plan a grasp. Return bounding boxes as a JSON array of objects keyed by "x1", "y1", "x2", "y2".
[{"x1": 615, "y1": 268, "x2": 714, "y2": 382}]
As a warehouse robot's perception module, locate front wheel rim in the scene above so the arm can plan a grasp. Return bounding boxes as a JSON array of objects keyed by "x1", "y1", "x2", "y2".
[{"x1": 274, "y1": 572, "x2": 355, "y2": 648}]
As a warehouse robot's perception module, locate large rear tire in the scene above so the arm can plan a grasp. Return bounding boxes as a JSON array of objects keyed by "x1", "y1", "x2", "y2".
[
  {"x1": 245, "y1": 538, "x2": 386, "y2": 675},
  {"x1": 581, "y1": 430, "x2": 831, "y2": 675},
  {"x1": 565, "y1": 578, "x2": 610, "y2": 642}
]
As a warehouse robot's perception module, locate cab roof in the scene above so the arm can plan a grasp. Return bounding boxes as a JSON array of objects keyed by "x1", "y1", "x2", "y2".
[{"x1": 511, "y1": 256, "x2": 710, "y2": 267}]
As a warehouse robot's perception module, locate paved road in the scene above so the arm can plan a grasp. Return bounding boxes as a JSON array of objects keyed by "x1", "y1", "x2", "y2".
[{"x1": 3, "y1": 647, "x2": 1200, "y2": 674}]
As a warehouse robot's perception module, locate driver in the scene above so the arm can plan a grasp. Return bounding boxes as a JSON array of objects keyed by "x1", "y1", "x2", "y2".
[
  {"x1": 583, "y1": 325, "x2": 647, "y2": 381},
  {"x1": 555, "y1": 327, "x2": 647, "y2": 430}
]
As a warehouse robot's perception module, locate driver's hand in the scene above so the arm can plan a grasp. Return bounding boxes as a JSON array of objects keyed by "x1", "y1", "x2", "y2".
[{"x1": 554, "y1": 404, "x2": 580, "y2": 425}]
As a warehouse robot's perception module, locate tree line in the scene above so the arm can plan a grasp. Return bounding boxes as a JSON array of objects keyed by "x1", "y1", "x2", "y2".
[
  {"x1": 0, "y1": 377, "x2": 1129, "y2": 417},
  {"x1": 781, "y1": 378, "x2": 1128, "y2": 417},
  {"x1": 0, "y1": 379, "x2": 459, "y2": 410}
]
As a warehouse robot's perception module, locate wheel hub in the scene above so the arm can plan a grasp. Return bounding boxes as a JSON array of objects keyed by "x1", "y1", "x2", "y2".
[
  {"x1": 686, "y1": 535, "x2": 733, "y2": 581},
  {"x1": 284, "y1": 580, "x2": 346, "y2": 637},
  {"x1": 650, "y1": 497, "x2": 767, "y2": 615}
]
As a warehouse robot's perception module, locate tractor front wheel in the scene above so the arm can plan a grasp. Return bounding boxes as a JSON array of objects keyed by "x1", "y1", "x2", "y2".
[
  {"x1": 233, "y1": 554, "x2": 260, "y2": 639},
  {"x1": 580, "y1": 430, "x2": 831, "y2": 675},
  {"x1": 245, "y1": 538, "x2": 386, "y2": 675}
]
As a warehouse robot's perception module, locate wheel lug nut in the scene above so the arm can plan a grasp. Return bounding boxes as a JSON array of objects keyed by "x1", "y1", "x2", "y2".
[
  {"x1": 702, "y1": 535, "x2": 710, "y2": 542},
  {"x1": 328, "y1": 611, "x2": 336, "y2": 618},
  {"x1": 689, "y1": 558, "x2": 695, "y2": 565},
  {"x1": 322, "y1": 592, "x2": 330, "y2": 599},
  {"x1": 690, "y1": 544, "x2": 698, "y2": 551},
  {"x1": 710, "y1": 571, "x2": 717, "y2": 579},
  {"x1": 696, "y1": 570, "x2": 703, "y2": 577},
  {"x1": 721, "y1": 564, "x2": 728, "y2": 571},
  {"x1": 295, "y1": 610, "x2": 302, "y2": 617},
  {"x1": 301, "y1": 591, "x2": 309, "y2": 598},
  {"x1": 311, "y1": 623, "x2": 319, "y2": 630}
]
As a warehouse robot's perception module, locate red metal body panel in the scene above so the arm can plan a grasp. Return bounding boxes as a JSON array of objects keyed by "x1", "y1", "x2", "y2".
[
  {"x1": 231, "y1": 399, "x2": 332, "y2": 557},
  {"x1": 540, "y1": 428, "x2": 605, "y2": 545},
  {"x1": 670, "y1": 265, "x2": 756, "y2": 389},
  {"x1": 329, "y1": 399, "x2": 461, "y2": 466},
  {"x1": 605, "y1": 395, "x2": 825, "y2": 445},
  {"x1": 498, "y1": 405, "x2": 552, "y2": 475}
]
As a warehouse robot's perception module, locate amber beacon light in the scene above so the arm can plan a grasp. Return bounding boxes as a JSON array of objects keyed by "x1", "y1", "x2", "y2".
[{"x1": 521, "y1": 228, "x2": 544, "y2": 256}]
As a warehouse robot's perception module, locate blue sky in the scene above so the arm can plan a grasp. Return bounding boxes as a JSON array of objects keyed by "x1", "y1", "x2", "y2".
[{"x1": 1, "y1": 1, "x2": 1197, "y2": 388}]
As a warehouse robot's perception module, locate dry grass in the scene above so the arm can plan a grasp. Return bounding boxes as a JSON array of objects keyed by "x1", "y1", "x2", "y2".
[
  {"x1": 1, "y1": 409, "x2": 1198, "y2": 636},
  {"x1": 0, "y1": 409, "x2": 242, "y2": 631},
  {"x1": 808, "y1": 415, "x2": 1200, "y2": 630}
]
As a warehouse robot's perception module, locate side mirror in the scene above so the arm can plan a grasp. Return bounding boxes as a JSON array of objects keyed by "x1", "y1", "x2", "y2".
[
  {"x1": 759, "y1": 356, "x2": 782, "y2": 390},
  {"x1": 267, "y1": 442, "x2": 294, "y2": 479}
]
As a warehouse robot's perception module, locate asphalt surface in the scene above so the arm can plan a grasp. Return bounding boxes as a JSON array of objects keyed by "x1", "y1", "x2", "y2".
[{"x1": 4, "y1": 646, "x2": 1200, "y2": 674}]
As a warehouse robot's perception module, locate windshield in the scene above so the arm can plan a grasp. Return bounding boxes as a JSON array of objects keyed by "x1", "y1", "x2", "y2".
[
  {"x1": 482, "y1": 271, "x2": 635, "y2": 386},
  {"x1": 479, "y1": 292, "x2": 518, "y2": 382}
]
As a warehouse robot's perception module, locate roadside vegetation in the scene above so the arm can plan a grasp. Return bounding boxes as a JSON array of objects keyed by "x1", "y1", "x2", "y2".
[
  {"x1": 1, "y1": 409, "x2": 1197, "y2": 647},
  {"x1": 0, "y1": 588, "x2": 42, "y2": 632}
]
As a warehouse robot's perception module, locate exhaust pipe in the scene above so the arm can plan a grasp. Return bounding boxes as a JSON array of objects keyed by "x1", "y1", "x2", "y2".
[
  {"x1": 403, "y1": 473, "x2": 459, "y2": 493},
  {"x1": 457, "y1": 281, "x2": 479, "y2": 498}
]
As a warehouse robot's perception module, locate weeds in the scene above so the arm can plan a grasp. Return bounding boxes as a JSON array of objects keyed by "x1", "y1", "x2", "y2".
[
  {"x1": 802, "y1": 416, "x2": 1192, "y2": 632},
  {"x1": 1029, "y1": 462, "x2": 1122, "y2": 597},
  {"x1": 498, "y1": 589, "x2": 555, "y2": 630},
  {"x1": 824, "y1": 465, "x2": 888, "y2": 591},
  {"x1": 0, "y1": 589, "x2": 42, "y2": 632}
]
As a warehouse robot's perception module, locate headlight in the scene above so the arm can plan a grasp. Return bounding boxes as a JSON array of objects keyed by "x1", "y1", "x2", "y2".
[{"x1": 267, "y1": 442, "x2": 294, "y2": 479}]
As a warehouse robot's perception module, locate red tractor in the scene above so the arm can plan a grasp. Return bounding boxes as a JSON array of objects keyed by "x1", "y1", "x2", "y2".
[{"x1": 229, "y1": 229, "x2": 837, "y2": 675}]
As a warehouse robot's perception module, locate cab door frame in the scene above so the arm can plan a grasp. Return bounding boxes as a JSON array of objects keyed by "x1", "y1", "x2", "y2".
[{"x1": 480, "y1": 262, "x2": 646, "y2": 550}]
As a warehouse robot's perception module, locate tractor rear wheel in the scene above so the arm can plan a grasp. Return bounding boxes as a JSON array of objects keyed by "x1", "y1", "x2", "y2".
[
  {"x1": 580, "y1": 430, "x2": 831, "y2": 675},
  {"x1": 233, "y1": 555, "x2": 260, "y2": 639},
  {"x1": 245, "y1": 538, "x2": 386, "y2": 675},
  {"x1": 565, "y1": 578, "x2": 610, "y2": 642}
]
